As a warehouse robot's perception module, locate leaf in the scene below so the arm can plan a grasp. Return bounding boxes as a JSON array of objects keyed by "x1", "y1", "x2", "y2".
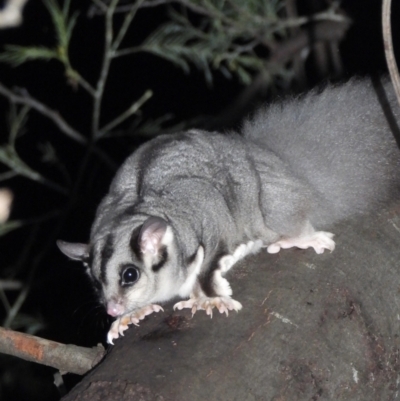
[
  {"x1": 142, "y1": 22, "x2": 217, "y2": 82},
  {"x1": 0, "y1": 146, "x2": 43, "y2": 183},
  {"x1": 0, "y1": 220, "x2": 22, "y2": 236},
  {"x1": 235, "y1": 65, "x2": 252, "y2": 85},
  {"x1": 0, "y1": 45, "x2": 57, "y2": 66},
  {"x1": 42, "y1": 0, "x2": 79, "y2": 63}
]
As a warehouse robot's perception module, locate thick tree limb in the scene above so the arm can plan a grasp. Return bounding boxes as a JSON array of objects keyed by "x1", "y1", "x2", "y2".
[
  {"x1": 61, "y1": 200, "x2": 400, "y2": 401},
  {"x1": 0, "y1": 327, "x2": 105, "y2": 375}
]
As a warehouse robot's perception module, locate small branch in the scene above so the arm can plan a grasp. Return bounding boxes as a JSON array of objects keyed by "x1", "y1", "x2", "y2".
[
  {"x1": 90, "y1": 0, "x2": 107, "y2": 13},
  {"x1": 272, "y1": 11, "x2": 349, "y2": 33},
  {"x1": 111, "y1": 0, "x2": 145, "y2": 52},
  {"x1": 0, "y1": 288, "x2": 10, "y2": 312},
  {"x1": 382, "y1": 0, "x2": 400, "y2": 109},
  {"x1": 0, "y1": 146, "x2": 69, "y2": 195},
  {"x1": 0, "y1": 83, "x2": 86, "y2": 145},
  {"x1": 93, "y1": 0, "x2": 145, "y2": 139},
  {"x1": 112, "y1": 45, "x2": 141, "y2": 58},
  {"x1": 92, "y1": 0, "x2": 119, "y2": 138},
  {"x1": 269, "y1": 20, "x2": 351, "y2": 65},
  {"x1": 98, "y1": 89, "x2": 153, "y2": 136},
  {"x1": 3, "y1": 285, "x2": 30, "y2": 328},
  {"x1": 0, "y1": 280, "x2": 23, "y2": 290},
  {"x1": 0, "y1": 171, "x2": 18, "y2": 180},
  {"x1": 0, "y1": 327, "x2": 105, "y2": 375},
  {"x1": 0, "y1": 82, "x2": 117, "y2": 170},
  {"x1": 74, "y1": 73, "x2": 96, "y2": 97},
  {"x1": 140, "y1": 0, "x2": 173, "y2": 7}
]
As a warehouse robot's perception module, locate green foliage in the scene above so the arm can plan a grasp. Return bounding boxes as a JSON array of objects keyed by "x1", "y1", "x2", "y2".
[
  {"x1": 0, "y1": 46, "x2": 58, "y2": 66},
  {"x1": 0, "y1": 0, "x2": 80, "y2": 84},
  {"x1": 0, "y1": 104, "x2": 57, "y2": 188},
  {"x1": 43, "y1": 0, "x2": 78, "y2": 53},
  {"x1": 0, "y1": 221, "x2": 23, "y2": 237},
  {"x1": 0, "y1": 145, "x2": 43, "y2": 183},
  {"x1": 125, "y1": 0, "x2": 287, "y2": 84}
]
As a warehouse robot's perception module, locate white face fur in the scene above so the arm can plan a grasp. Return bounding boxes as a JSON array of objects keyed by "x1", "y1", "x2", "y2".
[
  {"x1": 97, "y1": 217, "x2": 186, "y2": 316},
  {"x1": 58, "y1": 216, "x2": 192, "y2": 317}
]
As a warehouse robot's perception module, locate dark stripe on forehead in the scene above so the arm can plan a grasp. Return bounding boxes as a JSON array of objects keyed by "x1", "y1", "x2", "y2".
[
  {"x1": 100, "y1": 234, "x2": 114, "y2": 284},
  {"x1": 119, "y1": 205, "x2": 135, "y2": 218},
  {"x1": 130, "y1": 225, "x2": 143, "y2": 262},
  {"x1": 116, "y1": 203, "x2": 142, "y2": 223},
  {"x1": 152, "y1": 246, "x2": 168, "y2": 272}
]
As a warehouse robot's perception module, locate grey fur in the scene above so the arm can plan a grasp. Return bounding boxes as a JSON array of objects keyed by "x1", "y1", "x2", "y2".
[
  {"x1": 242, "y1": 78, "x2": 400, "y2": 228},
  {"x1": 59, "y1": 77, "x2": 400, "y2": 319}
]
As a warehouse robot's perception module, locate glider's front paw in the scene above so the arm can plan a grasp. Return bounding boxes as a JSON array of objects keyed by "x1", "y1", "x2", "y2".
[
  {"x1": 107, "y1": 304, "x2": 163, "y2": 344},
  {"x1": 174, "y1": 296, "x2": 242, "y2": 318}
]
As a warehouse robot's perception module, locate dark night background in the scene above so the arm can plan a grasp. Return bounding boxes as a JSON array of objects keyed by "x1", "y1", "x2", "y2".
[{"x1": 0, "y1": 0, "x2": 399, "y2": 400}]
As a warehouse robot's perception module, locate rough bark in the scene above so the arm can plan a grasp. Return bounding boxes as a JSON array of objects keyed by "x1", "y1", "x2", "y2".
[
  {"x1": 62, "y1": 202, "x2": 400, "y2": 401},
  {"x1": 0, "y1": 327, "x2": 105, "y2": 375}
]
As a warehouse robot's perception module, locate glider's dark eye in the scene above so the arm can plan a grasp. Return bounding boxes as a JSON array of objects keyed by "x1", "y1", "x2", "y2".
[{"x1": 121, "y1": 265, "x2": 139, "y2": 287}]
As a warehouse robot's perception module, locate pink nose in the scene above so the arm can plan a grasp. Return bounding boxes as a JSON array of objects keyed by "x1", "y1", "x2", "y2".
[{"x1": 107, "y1": 300, "x2": 125, "y2": 317}]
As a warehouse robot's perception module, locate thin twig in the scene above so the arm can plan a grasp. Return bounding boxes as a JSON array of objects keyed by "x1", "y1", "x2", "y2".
[
  {"x1": 0, "y1": 82, "x2": 86, "y2": 144},
  {"x1": 75, "y1": 73, "x2": 96, "y2": 97},
  {"x1": 3, "y1": 206, "x2": 73, "y2": 329},
  {"x1": 91, "y1": 0, "x2": 108, "y2": 13},
  {"x1": 0, "y1": 171, "x2": 18, "y2": 180},
  {"x1": 3, "y1": 285, "x2": 30, "y2": 328},
  {"x1": 0, "y1": 288, "x2": 11, "y2": 312},
  {"x1": 0, "y1": 280, "x2": 23, "y2": 290},
  {"x1": 111, "y1": 0, "x2": 146, "y2": 52},
  {"x1": 93, "y1": 0, "x2": 146, "y2": 139},
  {"x1": 112, "y1": 45, "x2": 141, "y2": 58},
  {"x1": 0, "y1": 145, "x2": 69, "y2": 195},
  {"x1": 98, "y1": 89, "x2": 153, "y2": 135},
  {"x1": 382, "y1": 0, "x2": 400, "y2": 109},
  {"x1": 0, "y1": 81, "x2": 117, "y2": 170},
  {"x1": 92, "y1": 0, "x2": 119, "y2": 138}
]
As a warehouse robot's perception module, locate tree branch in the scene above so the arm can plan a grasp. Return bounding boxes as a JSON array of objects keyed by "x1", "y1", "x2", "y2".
[
  {"x1": 0, "y1": 83, "x2": 86, "y2": 145},
  {"x1": 0, "y1": 82, "x2": 118, "y2": 170},
  {"x1": 0, "y1": 326, "x2": 105, "y2": 375},
  {"x1": 92, "y1": 0, "x2": 119, "y2": 138},
  {"x1": 98, "y1": 89, "x2": 153, "y2": 136},
  {"x1": 382, "y1": 0, "x2": 400, "y2": 109},
  {"x1": 269, "y1": 20, "x2": 351, "y2": 65}
]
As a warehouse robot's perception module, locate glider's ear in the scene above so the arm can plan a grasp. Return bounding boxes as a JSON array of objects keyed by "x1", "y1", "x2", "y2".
[
  {"x1": 138, "y1": 216, "x2": 168, "y2": 255},
  {"x1": 57, "y1": 240, "x2": 89, "y2": 261}
]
